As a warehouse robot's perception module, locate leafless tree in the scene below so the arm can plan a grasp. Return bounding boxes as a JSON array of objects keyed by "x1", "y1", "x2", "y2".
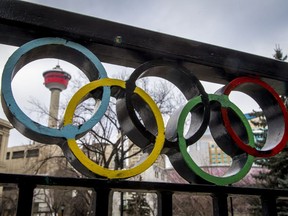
[
  {"x1": 1, "y1": 185, "x2": 18, "y2": 216},
  {"x1": 166, "y1": 169, "x2": 213, "y2": 216}
]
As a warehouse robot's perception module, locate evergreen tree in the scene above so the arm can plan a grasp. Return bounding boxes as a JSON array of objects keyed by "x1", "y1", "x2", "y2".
[
  {"x1": 274, "y1": 45, "x2": 288, "y2": 106},
  {"x1": 249, "y1": 110, "x2": 267, "y2": 149},
  {"x1": 252, "y1": 45, "x2": 288, "y2": 215},
  {"x1": 126, "y1": 192, "x2": 152, "y2": 216},
  {"x1": 273, "y1": 44, "x2": 287, "y2": 61}
]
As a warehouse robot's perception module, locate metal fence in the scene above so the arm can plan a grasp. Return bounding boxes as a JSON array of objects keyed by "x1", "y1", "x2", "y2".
[{"x1": 1, "y1": 173, "x2": 288, "y2": 216}]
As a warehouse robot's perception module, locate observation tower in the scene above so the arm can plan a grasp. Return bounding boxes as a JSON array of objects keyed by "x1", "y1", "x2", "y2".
[{"x1": 43, "y1": 64, "x2": 71, "y2": 128}]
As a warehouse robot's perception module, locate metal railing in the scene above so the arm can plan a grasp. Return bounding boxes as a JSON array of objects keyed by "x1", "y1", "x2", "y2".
[{"x1": 1, "y1": 173, "x2": 288, "y2": 216}]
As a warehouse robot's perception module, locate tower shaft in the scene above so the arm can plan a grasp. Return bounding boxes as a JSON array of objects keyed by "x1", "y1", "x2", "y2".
[{"x1": 48, "y1": 89, "x2": 61, "y2": 128}]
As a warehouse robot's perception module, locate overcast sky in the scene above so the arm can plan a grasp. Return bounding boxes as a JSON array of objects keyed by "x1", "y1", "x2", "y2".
[
  {"x1": 1, "y1": 0, "x2": 288, "y2": 146},
  {"x1": 22, "y1": 0, "x2": 288, "y2": 57}
]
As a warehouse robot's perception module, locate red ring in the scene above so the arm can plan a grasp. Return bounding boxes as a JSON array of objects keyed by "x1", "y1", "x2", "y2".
[{"x1": 221, "y1": 77, "x2": 288, "y2": 157}]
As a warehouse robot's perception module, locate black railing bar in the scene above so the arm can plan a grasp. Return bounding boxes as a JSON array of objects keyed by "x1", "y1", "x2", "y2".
[
  {"x1": 94, "y1": 188, "x2": 112, "y2": 216},
  {"x1": 212, "y1": 193, "x2": 229, "y2": 216},
  {"x1": 1, "y1": 173, "x2": 288, "y2": 197},
  {"x1": 17, "y1": 181, "x2": 36, "y2": 216},
  {"x1": 157, "y1": 191, "x2": 173, "y2": 216},
  {"x1": 261, "y1": 195, "x2": 277, "y2": 216}
]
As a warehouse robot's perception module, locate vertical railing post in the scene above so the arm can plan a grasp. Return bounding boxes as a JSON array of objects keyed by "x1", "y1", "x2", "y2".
[
  {"x1": 94, "y1": 188, "x2": 112, "y2": 216},
  {"x1": 17, "y1": 182, "x2": 35, "y2": 216},
  {"x1": 212, "y1": 193, "x2": 228, "y2": 216},
  {"x1": 157, "y1": 191, "x2": 173, "y2": 216},
  {"x1": 261, "y1": 195, "x2": 277, "y2": 216}
]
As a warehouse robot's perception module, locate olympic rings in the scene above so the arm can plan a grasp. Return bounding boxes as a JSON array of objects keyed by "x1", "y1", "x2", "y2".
[
  {"x1": 2, "y1": 38, "x2": 288, "y2": 185},
  {"x1": 1, "y1": 38, "x2": 110, "y2": 144},
  {"x1": 62, "y1": 78, "x2": 165, "y2": 178}
]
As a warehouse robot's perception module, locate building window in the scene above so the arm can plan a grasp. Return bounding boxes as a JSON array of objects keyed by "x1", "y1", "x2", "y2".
[
  {"x1": 155, "y1": 171, "x2": 159, "y2": 178},
  {"x1": 196, "y1": 141, "x2": 201, "y2": 151},
  {"x1": 26, "y1": 149, "x2": 40, "y2": 158},
  {"x1": 33, "y1": 203, "x2": 39, "y2": 213},
  {"x1": 12, "y1": 151, "x2": 25, "y2": 159},
  {"x1": 6, "y1": 152, "x2": 10, "y2": 160}
]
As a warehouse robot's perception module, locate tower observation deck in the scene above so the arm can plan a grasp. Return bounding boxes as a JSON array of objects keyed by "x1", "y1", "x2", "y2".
[{"x1": 43, "y1": 64, "x2": 71, "y2": 128}]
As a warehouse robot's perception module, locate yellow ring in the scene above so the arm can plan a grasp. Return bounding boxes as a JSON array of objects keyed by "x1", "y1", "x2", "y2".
[{"x1": 63, "y1": 78, "x2": 165, "y2": 179}]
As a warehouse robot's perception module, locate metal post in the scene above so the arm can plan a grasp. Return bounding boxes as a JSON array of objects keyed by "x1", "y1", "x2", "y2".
[
  {"x1": 94, "y1": 188, "x2": 112, "y2": 216},
  {"x1": 229, "y1": 196, "x2": 234, "y2": 216},
  {"x1": 157, "y1": 191, "x2": 173, "y2": 216},
  {"x1": 120, "y1": 191, "x2": 124, "y2": 216},
  {"x1": 212, "y1": 193, "x2": 228, "y2": 216},
  {"x1": 17, "y1": 182, "x2": 35, "y2": 216},
  {"x1": 261, "y1": 195, "x2": 277, "y2": 216}
]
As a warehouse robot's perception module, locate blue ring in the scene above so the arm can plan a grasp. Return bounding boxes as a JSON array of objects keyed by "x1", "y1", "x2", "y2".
[{"x1": 1, "y1": 37, "x2": 110, "y2": 143}]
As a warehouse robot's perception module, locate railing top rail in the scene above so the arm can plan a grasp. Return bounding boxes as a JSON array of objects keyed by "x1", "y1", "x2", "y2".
[
  {"x1": 0, "y1": 0, "x2": 288, "y2": 94},
  {"x1": 1, "y1": 173, "x2": 288, "y2": 198}
]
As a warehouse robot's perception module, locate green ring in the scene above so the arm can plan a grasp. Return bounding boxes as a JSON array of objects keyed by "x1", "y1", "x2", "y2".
[{"x1": 177, "y1": 94, "x2": 255, "y2": 185}]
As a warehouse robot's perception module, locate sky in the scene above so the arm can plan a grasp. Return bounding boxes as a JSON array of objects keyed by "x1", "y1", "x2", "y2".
[{"x1": 1, "y1": 0, "x2": 288, "y2": 146}]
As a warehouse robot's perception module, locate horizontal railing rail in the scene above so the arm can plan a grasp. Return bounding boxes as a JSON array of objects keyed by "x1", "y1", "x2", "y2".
[{"x1": 1, "y1": 173, "x2": 288, "y2": 216}]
